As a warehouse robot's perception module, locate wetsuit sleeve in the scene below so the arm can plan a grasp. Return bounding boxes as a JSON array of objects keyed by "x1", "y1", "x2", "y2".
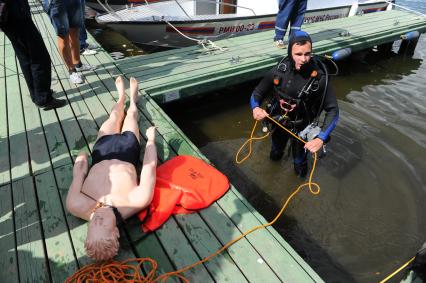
[
  {"x1": 250, "y1": 68, "x2": 275, "y2": 109},
  {"x1": 317, "y1": 84, "x2": 339, "y2": 142}
]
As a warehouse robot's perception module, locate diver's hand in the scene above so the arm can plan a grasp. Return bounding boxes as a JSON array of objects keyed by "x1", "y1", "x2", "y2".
[
  {"x1": 73, "y1": 152, "x2": 88, "y2": 178},
  {"x1": 146, "y1": 126, "x2": 157, "y2": 142},
  {"x1": 252, "y1": 107, "x2": 268, "y2": 121},
  {"x1": 304, "y1": 138, "x2": 324, "y2": 154}
]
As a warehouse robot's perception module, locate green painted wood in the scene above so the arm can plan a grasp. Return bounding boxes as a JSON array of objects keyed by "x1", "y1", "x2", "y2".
[
  {"x1": 120, "y1": 9, "x2": 415, "y2": 74},
  {"x1": 0, "y1": 184, "x2": 19, "y2": 282},
  {"x1": 151, "y1": 108, "x2": 322, "y2": 281},
  {"x1": 38, "y1": 104, "x2": 73, "y2": 170},
  {"x1": 13, "y1": 176, "x2": 49, "y2": 283},
  {"x1": 53, "y1": 164, "x2": 91, "y2": 267},
  {"x1": 105, "y1": 53, "x2": 320, "y2": 282},
  {"x1": 161, "y1": 131, "x2": 324, "y2": 282},
  {"x1": 34, "y1": 170, "x2": 79, "y2": 283},
  {"x1": 89, "y1": 43, "x2": 264, "y2": 282},
  {"x1": 229, "y1": 187, "x2": 324, "y2": 282},
  {"x1": 5, "y1": 41, "x2": 30, "y2": 182},
  {"x1": 88, "y1": 49, "x2": 220, "y2": 280},
  {"x1": 154, "y1": 217, "x2": 215, "y2": 282},
  {"x1": 0, "y1": 1, "x2": 328, "y2": 282},
  {"x1": 53, "y1": 164, "x2": 138, "y2": 268},
  {"x1": 216, "y1": 186, "x2": 324, "y2": 282},
  {"x1": 0, "y1": 33, "x2": 10, "y2": 186},
  {"x1": 113, "y1": 10, "x2": 426, "y2": 103},
  {"x1": 125, "y1": 218, "x2": 179, "y2": 282},
  {"x1": 18, "y1": 64, "x2": 52, "y2": 175},
  {"x1": 174, "y1": 213, "x2": 252, "y2": 282},
  {"x1": 32, "y1": 9, "x2": 182, "y2": 279}
]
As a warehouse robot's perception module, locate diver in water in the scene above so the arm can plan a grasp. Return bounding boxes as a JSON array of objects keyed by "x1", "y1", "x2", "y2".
[{"x1": 250, "y1": 30, "x2": 339, "y2": 177}]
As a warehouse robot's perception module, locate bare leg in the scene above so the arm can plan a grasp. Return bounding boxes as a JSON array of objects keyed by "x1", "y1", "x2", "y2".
[
  {"x1": 97, "y1": 76, "x2": 126, "y2": 139},
  {"x1": 57, "y1": 35, "x2": 74, "y2": 71},
  {"x1": 121, "y1": 77, "x2": 140, "y2": 142},
  {"x1": 69, "y1": 28, "x2": 81, "y2": 66}
]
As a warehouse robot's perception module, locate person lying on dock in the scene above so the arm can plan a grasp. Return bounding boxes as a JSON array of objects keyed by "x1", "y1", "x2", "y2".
[
  {"x1": 250, "y1": 30, "x2": 339, "y2": 177},
  {"x1": 66, "y1": 76, "x2": 157, "y2": 261}
]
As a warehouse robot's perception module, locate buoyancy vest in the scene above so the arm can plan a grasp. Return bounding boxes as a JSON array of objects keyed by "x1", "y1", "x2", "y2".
[
  {"x1": 138, "y1": 155, "x2": 230, "y2": 232},
  {"x1": 269, "y1": 56, "x2": 327, "y2": 130}
]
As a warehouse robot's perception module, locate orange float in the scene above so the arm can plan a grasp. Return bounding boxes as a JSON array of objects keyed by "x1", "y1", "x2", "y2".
[{"x1": 138, "y1": 155, "x2": 230, "y2": 232}]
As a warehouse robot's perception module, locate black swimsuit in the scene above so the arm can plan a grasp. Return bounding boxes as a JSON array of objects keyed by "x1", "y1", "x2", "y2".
[{"x1": 91, "y1": 131, "x2": 141, "y2": 168}]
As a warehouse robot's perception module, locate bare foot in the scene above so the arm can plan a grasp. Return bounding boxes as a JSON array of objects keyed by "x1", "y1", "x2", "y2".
[
  {"x1": 115, "y1": 76, "x2": 126, "y2": 102},
  {"x1": 130, "y1": 77, "x2": 139, "y2": 104}
]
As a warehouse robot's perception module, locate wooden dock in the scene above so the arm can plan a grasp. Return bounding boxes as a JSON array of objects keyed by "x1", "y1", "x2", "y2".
[
  {"x1": 115, "y1": 9, "x2": 426, "y2": 104},
  {"x1": 0, "y1": 1, "x2": 324, "y2": 282}
]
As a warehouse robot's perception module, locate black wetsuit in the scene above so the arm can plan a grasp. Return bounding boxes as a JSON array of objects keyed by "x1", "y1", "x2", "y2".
[{"x1": 250, "y1": 56, "x2": 339, "y2": 176}]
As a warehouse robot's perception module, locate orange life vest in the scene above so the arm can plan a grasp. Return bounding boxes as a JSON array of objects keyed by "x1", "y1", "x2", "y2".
[{"x1": 138, "y1": 155, "x2": 230, "y2": 232}]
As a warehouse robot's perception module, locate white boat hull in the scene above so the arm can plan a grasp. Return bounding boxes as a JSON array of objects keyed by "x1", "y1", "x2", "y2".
[{"x1": 96, "y1": 1, "x2": 391, "y2": 48}]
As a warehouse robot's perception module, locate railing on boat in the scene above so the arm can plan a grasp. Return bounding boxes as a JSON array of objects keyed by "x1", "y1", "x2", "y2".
[{"x1": 95, "y1": 0, "x2": 256, "y2": 21}]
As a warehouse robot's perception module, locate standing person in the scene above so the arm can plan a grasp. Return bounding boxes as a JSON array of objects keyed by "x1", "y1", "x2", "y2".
[
  {"x1": 274, "y1": 0, "x2": 307, "y2": 48},
  {"x1": 0, "y1": 0, "x2": 67, "y2": 110},
  {"x1": 44, "y1": 0, "x2": 96, "y2": 84},
  {"x1": 79, "y1": 0, "x2": 97, "y2": 55},
  {"x1": 251, "y1": 30, "x2": 339, "y2": 177},
  {"x1": 66, "y1": 76, "x2": 157, "y2": 261}
]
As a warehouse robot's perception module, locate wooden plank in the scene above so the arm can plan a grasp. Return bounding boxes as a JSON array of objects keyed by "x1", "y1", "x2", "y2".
[
  {"x1": 154, "y1": 218, "x2": 215, "y2": 282},
  {"x1": 38, "y1": 104, "x2": 73, "y2": 170},
  {"x1": 175, "y1": 213, "x2": 251, "y2": 282},
  {"x1": 5, "y1": 40, "x2": 30, "y2": 182},
  {"x1": 17, "y1": 61, "x2": 52, "y2": 175},
  {"x1": 34, "y1": 170, "x2": 79, "y2": 283},
  {"x1": 125, "y1": 218, "x2": 179, "y2": 282},
  {"x1": 118, "y1": 11, "x2": 407, "y2": 79},
  {"x1": 25, "y1": 2, "x2": 324, "y2": 282},
  {"x1": 0, "y1": 33, "x2": 10, "y2": 186},
  {"x1": 86, "y1": 48, "x2": 216, "y2": 280},
  {"x1": 29, "y1": 13, "x2": 76, "y2": 169},
  {"x1": 111, "y1": 10, "x2": 426, "y2": 103},
  {"x1": 0, "y1": 184, "x2": 19, "y2": 282},
  {"x1": 89, "y1": 43, "x2": 255, "y2": 282},
  {"x1": 229, "y1": 187, "x2": 324, "y2": 281},
  {"x1": 161, "y1": 131, "x2": 323, "y2": 281},
  {"x1": 30, "y1": 4, "x2": 91, "y2": 162},
  {"x1": 53, "y1": 164, "x2": 138, "y2": 268},
  {"x1": 13, "y1": 176, "x2": 49, "y2": 282},
  {"x1": 163, "y1": 121, "x2": 323, "y2": 281},
  {"x1": 93, "y1": 46, "x2": 318, "y2": 282},
  {"x1": 31, "y1": 9, "x2": 179, "y2": 278}
]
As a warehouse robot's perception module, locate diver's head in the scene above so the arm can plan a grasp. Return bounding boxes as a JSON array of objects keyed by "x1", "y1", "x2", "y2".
[
  {"x1": 85, "y1": 206, "x2": 119, "y2": 261},
  {"x1": 288, "y1": 30, "x2": 313, "y2": 71}
]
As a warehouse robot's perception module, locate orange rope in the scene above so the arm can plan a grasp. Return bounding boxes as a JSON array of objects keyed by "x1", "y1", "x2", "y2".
[
  {"x1": 235, "y1": 120, "x2": 269, "y2": 164},
  {"x1": 66, "y1": 115, "x2": 320, "y2": 283}
]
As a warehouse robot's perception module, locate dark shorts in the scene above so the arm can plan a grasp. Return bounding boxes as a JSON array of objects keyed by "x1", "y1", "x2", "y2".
[
  {"x1": 92, "y1": 131, "x2": 141, "y2": 168},
  {"x1": 48, "y1": 0, "x2": 82, "y2": 37}
]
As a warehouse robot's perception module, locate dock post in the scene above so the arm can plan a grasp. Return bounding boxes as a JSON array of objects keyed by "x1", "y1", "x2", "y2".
[
  {"x1": 398, "y1": 31, "x2": 421, "y2": 56},
  {"x1": 398, "y1": 38, "x2": 419, "y2": 56}
]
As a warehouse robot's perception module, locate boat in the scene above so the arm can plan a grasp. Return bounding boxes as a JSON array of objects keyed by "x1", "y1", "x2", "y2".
[
  {"x1": 95, "y1": 0, "x2": 394, "y2": 48},
  {"x1": 86, "y1": 0, "x2": 169, "y2": 12}
]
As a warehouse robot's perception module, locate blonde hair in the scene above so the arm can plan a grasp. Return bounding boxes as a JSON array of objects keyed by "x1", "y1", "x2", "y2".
[{"x1": 85, "y1": 227, "x2": 120, "y2": 261}]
